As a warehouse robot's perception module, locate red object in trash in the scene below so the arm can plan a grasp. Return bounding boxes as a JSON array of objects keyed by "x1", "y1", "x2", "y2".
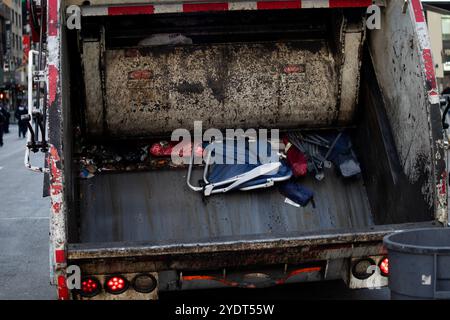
[
  {"x1": 283, "y1": 136, "x2": 308, "y2": 177},
  {"x1": 150, "y1": 142, "x2": 175, "y2": 157},
  {"x1": 150, "y1": 141, "x2": 203, "y2": 158}
]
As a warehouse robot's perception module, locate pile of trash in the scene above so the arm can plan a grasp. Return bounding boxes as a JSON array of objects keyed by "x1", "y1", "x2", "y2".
[
  {"x1": 279, "y1": 131, "x2": 361, "y2": 208},
  {"x1": 185, "y1": 130, "x2": 361, "y2": 209},
  {"x1": 77, "y1": 130, "x2": 362, "y2": 210},
  {"x1": 284, "y1": 131, "x2": 361, "y2": 180},
  {"x1": 77, "y1": 139, "x2": 205, "y2": 179},
  {"x1": 78, "y1": 144, "x2": 150, "y2": 179}
]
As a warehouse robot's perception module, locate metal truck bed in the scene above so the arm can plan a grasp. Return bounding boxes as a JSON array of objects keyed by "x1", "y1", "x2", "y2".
[{"x1": 78, "y1": 166, "x2": 373, "y2": 244}]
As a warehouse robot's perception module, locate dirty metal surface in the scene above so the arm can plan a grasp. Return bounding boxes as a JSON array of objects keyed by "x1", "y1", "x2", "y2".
[
  {"x1": 67, "y1": 221, "x2": 440, "y2": 274},
  {"x1": 70, "y1": 242, "x2": 384, "y2": 275},
  {"x1": 87, "y1": 41, "x2": 345, "y2": 137},
  {"x1": 83, "y1": 41, "x2": 104, "y2": 136},
  {"x1": 78, "y1": 165, "x2": 373, "y2": 244},
  {"x1": 369, "y1": 0, "x2": 434, "y2": 207},
  {"x1": 356, "y1": 46, "x2": 434, "y2": 225}
]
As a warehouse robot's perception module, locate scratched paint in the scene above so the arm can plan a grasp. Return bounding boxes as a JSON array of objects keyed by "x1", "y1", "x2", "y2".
[
  {"x1": 49, "y1": 146, "x2": 63, "y2": 214},
  {"x1": 48, "y1": 65, "x2": 58, "y2": 107},
  {"x1": 47, "y1": 0, "x2": 69, "y2": 299},
  {"x1": 368, "y1": 0, "x2": 447, "y2": 224}
]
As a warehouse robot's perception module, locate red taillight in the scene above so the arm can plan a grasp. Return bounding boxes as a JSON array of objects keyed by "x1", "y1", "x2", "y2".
[
  {"x1": 379, "y1": 257, "x2": 389, "y2": 276},
  {"x1": 104, "y1": 275, "x2": 129, "y2": 294},
  {"x1": 80, "y1": 277, "x2": 101, "y2": 297}
]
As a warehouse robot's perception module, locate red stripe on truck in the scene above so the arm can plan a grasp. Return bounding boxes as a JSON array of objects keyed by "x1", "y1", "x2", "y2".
[
  {"x1": 422, "y1": 48, "x2": 437, "y2": 90},
  {"x1": 47, "y1": 0, "x2": 58, "y2": 36},
  {"x1": 55, "y1": 249, "x2": 65, "y2": 264},
  {"x1": 81, "y1": 0, "x2": 385, "y2": 17},
  {"x1": 410, "y1": 0, "x2": 425, "y2": 23},
  {"x1": 48, "y1": 65, "x2": 58, "y2": 108},
  {"x1": 329, "y1": 0, "x2": 372, "y2": 8},
  {"x1": 183, "y1": 3, "x2": 229, "y2": 12},
  {"x1": 57, "y1": 275, "x2": 70, "y2": 300},
  {"x1": 257, "y1": 1, "x2": 300, "y2": 10},
  {"x1": 108, "y1": 5, "x2": 154, "y2": 15}
]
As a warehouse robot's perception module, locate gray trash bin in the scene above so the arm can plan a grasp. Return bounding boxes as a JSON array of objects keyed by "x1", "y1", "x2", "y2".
[{"x1": 384, "y1": 228, "x2": 450, "y2": 300}]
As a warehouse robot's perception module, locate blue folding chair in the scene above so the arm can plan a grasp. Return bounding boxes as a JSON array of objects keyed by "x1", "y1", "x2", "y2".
[{"x1": 187, "y1": 138, "x2": 292, "y2": 196}]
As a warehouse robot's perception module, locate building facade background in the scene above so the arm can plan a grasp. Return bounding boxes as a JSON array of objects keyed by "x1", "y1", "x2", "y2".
[
  {"x1": 423, "y1": 1, "x2": 450, "y2": 92},
  {"x1": 0, "y1": 0, "x2": 27, "y2": 114}
]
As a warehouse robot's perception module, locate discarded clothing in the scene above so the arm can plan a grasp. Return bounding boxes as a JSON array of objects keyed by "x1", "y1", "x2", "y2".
[
  {"x1": 282, "y1": 136, "x2": 308, "y2": 177},
  {"x1": 320, "y1": 132, "x2": 361, "y2": 178},
  {"x1": 279, "y1": 181, "x2": 314, "y2": 207}
]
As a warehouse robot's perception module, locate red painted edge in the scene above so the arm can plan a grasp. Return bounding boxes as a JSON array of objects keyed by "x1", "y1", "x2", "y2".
[
  {"x1": 440, "y1": 172, "x2": 447, "y2": 195},
  {"x1": 423, "y1": 48, "x2": 437, "y2": 90},
  {"x1": 329, "y1": 0, "x2": 372, "y2": 8},
  {"x1": 410, "y1": 0, "x2": 425, "y2": 23},
  {"x1": 48, "y1": 65, "x2": 58, "y2": 107},
  {"x1": 93, "y1": 0, "x2": 379, "y2": 17},
  {"x1": 57, "y1": 275, "x2": 70, "y2": 300},
  {"x1": 183, "y1": 2, "x2": 229, "y2": 12},
  {"x1": 257, "y1": 0, "x2": 300, "y2": 10},
  {"x1": 55, "y1": 249, "x2": 65, "y2": 264},
  {"x1": 47, "y1": 0, "x2": 58, "y2": 36},
  {"x1": 108, "y1": 5, "x2": 154, "y2": 15}
]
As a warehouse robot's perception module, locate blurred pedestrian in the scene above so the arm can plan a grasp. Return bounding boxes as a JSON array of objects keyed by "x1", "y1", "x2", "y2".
[
  {"x1": 0, "y1": 103, "x2": 9, "y2": 134},
  {"x1": 15, "y1": 103, "x2": 28, "y2": 139},
  {"x1": 0, "y1": 108, "x2": 4, "y2": 146}
]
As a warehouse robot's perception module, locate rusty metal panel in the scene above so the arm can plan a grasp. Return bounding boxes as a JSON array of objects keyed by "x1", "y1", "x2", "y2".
[
  {"x1": 337, "y1": 25, "x2": 365, "y2": 123},
  {"x1": 88, "y1": 41, "x2": 343, "y2": 137},
  {"x1": 67, "y1": 222, "x2": 439, "y2": 274},
  {"x1": 82, "y1": 41, "x2": 105, "y2": 136}
]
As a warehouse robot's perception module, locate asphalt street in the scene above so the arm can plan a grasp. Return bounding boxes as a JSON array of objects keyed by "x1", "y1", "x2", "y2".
[
  {"x1": 0, "y1": 124, "x2": 388, "y2": 300},
  {"x1": 0, "y1": 125, "x2": 56, "y2": 299}
]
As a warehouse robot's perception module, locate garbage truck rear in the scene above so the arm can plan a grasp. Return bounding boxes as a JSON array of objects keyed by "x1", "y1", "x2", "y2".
[{"x1": 26, "y1": 0, "x2": 448, "y2": 299}]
